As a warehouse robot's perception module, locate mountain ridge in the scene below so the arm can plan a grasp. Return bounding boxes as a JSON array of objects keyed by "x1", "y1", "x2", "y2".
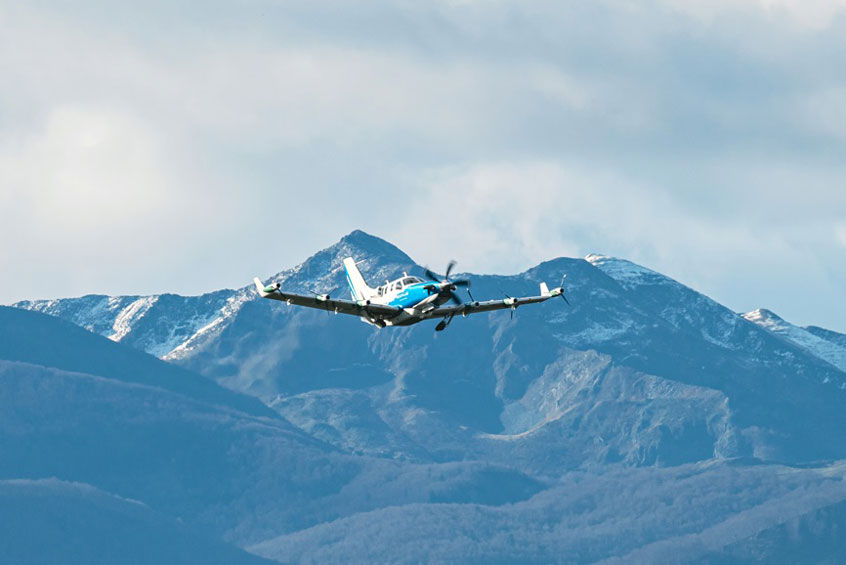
[
  {"x1": 12, "y1": 230, "x2": 846, "y2": 466},
  {"x1": 0, "y1": 305, "x2": 275, "y2": 418}
]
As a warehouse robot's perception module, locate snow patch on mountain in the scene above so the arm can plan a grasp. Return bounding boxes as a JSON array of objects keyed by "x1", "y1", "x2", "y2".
[
  {"x1": 586, "y1": 254, "x2": 754, "y2": 352},
  {"x1": 562, "y1": 318, "x2": 638, "y2": 347},
  {"x1": 743, "y1": 309, "x2": 846, "y2": 372},
  {"x1": 585, "y1": 253, "x2": 669, "y2": 290},
  {"x1": 163, "y1": 290, "x2": 252, "y2": 361},
  {"x1": 111, "y1": 296, "x2": 158, "y2": 341}
]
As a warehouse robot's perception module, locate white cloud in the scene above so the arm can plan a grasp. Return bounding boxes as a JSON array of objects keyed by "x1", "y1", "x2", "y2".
[
  {"x1": 2, "y1": 106, "x2": 169, "y2": 235},
  {"x1": 0, "y1": 8, "x2": 596, "y2": 151},
  {"x1": 0, "y1": 104, "x2": 250, "y2": 298},
  {"x1": 836, "y1": 224, "x2": 846, "y2": 248},
  {"x1": 390, "y1": 160, "x2": 772, "y2": 280},
  {"x1": 757, "y1": 0, "x2": 846, "y2": 29},
  {"x1": 662, "y1": 0, "x2": 846, "y2": 29}
]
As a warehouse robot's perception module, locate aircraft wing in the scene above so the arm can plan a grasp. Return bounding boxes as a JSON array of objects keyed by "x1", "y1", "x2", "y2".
[
  {"x1": 427, "y1": 280, "x2": 567, "y2": 319},
  {"x1": 253, "y1": 278, "x2": 401, "y2": 319}
]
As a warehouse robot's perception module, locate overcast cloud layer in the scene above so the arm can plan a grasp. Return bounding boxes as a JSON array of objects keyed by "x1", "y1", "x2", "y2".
[{"x1": 1, "y1": 0, "x2": 845, "y2": 331}]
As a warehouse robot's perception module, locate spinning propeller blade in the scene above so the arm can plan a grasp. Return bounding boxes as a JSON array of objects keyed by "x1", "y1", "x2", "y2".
[
  {"x1": 559, "y1": 275, "x2": 570, "y2": 305},
  {"x1": 424, "y1": 261, "x2": 471, "y2": 304},
  {"x1": 444, "y1": 260, "x2": 456, "y2": 281}
]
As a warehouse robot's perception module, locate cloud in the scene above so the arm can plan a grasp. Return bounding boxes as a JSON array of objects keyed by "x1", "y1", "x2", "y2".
[
  {"x1": 0, "y1": 103, "x2": 250, "y2": 298},
  {"x1": 0, "y1": 0, "x2": 844, "y2": 330},
  {"x1": 662, "y1": 0, "x2": 846, "y2": 29},
  {"x1": 804, "y1": 87, "x2": 846, "y2": 140},
  {"x1": 837, "y1": 224, "x2": 846, "y2": 248},
  {"x1": 391, "y1": 160, "x2": 774, "y2": 276},
  {"x1": 2, "y1": 106, "x2": 169, "y2": 235}
]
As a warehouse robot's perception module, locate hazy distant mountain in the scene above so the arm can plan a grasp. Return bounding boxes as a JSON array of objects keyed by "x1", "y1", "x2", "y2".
[
  {"x1": 9, "y1": 231, "x2": 846, "y2": 562},
  {"x1": 0, "y1": 305, "x2": 273, "y2": 417},
  {"x1": 0, "y1": 479, "x2": 275, "y2": 565},
  {"x1": 249, "y1": 461, "x2": 846, "y2": 563}
]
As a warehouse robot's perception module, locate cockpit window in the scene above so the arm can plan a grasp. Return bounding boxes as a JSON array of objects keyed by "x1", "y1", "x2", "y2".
[{"x1": 402, "y1": 277, "x2": 419, "y2": 286}]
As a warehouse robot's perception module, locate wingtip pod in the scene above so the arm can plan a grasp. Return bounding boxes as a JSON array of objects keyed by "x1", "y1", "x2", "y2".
[
  {"x1": 542, "y1": 274, "x2": 569, "y2": 303},
  {"x1": 253, "y1": 277, "x2": 280, "y2": 297}
]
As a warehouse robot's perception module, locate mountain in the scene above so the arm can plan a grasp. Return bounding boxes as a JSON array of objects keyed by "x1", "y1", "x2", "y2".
[
  {"x1": 9, "y1": 230, "x2": 846, "y2": 562},
  {"x1": 806, "y1": 325, "x2": 846, "y2": 349},
  {"x1": 0, "y1": 305, "x2": 274, "y2": 417},
  {"x1": 0, "y1": 306, "x2": 547, "y2": 557},
  {"x1": 0, "y1": 479, "x2": 275, "y2": 565},
  {"x1": 249, "y1": 460, "x2": 846, "y2": 563},
  {"x1": 743, "y1": 308, "x2": 846, "y2": 373},
  {"x1": 16, "y1": 231, "x2": 846, "y2": 466},
  {"x1": 13, "y1": 230, "x2": 414, "y2": 366}
]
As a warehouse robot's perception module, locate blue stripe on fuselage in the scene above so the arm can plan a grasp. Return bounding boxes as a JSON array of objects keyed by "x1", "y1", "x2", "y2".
[{"x1": 388, "y1": 283, "x2": 437, "y2": 308}]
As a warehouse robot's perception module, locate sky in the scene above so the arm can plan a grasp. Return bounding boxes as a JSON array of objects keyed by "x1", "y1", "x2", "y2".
[{"x1": 1, "y1": 0, "x2": 845, "y2": 331}]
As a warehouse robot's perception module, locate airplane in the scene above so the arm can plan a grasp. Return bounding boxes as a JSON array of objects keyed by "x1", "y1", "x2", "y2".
[{"x1": 253, "y1": 258, "x2": 568, "y2": 331}]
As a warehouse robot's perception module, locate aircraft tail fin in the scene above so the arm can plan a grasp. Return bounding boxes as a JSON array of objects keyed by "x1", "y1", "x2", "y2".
[{"x1": 343, "y1": 257, "x2": 375, "y2": 301}]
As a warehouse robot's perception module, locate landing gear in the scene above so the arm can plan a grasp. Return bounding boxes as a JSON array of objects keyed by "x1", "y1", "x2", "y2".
[{"x1": 435, "y1": 313, "x2": 455, "y2": 332}]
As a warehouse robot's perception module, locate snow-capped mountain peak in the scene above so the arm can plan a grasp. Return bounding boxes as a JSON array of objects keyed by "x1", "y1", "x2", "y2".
[
  {"x1": 585, "y1": 253, "x2": 669, "y2": 291},
  {"x1": 743, "y1": 308, "x2": 846, "y2": 373},
  {"x1": 12, "y1": 231, "x2": 418, "y2": 362},
  {"x1": 742, "y1": 308, "x2": 784, "y2": 328}
]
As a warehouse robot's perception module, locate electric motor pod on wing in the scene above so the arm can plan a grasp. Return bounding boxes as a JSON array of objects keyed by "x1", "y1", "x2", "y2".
[{"x1": 254, "y1": 257, "x2": 569, "y2": 331}]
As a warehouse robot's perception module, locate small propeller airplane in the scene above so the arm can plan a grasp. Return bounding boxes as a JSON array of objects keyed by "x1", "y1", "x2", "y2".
[{"x1": 254, "y1": 258, "x2": 568, "y2": 331}]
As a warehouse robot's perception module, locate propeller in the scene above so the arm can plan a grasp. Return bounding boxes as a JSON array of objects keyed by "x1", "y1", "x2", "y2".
[
  {"x1": 307, "y1": 286, "x2": 339, "y2": 315},
  {"x1": 559, "y1": 275, "x2": 571, "y2": 306},
  {"x1": 424, "y1": 260, "x2": 471, "y2": 304},
  {"x1": 307, "y1": 286, "x2": 338, "y2": 301},
  {"x1": 499, "y1": 288, "x2": 517, "y2": 320}
]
